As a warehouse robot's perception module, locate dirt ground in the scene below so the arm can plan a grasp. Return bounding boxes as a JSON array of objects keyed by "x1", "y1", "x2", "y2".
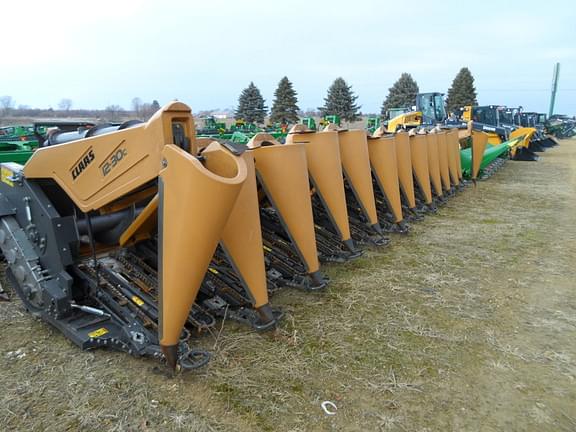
[{"x1": 1, "y1": 140, "x2": 575, "y2": 432}]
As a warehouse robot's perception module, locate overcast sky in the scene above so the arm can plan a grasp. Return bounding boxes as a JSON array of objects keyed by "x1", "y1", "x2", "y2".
[{"x1": 2, "y1": 0, "x2": 575, "y2": 115}]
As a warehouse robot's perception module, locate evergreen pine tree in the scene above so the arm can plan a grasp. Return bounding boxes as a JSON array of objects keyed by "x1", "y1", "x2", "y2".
[
  {"x1": 445, "y1": 67, "x2": 478, "y2": 114},
  {"x1": 381, "y1": 73, "x2": 419, "y2": 117},
  {"x1": 150, "y1": 100, "x2": 161, "y2": 113},
  {"x1": 269, "y1": 77, "x2": 300, "y2": 124},
  {"x1": 318, "y1": 77, "x2": 361, "y2": 122},
  {"x1": 235, "y1": 82, "x2": 268, "y2": 124}
]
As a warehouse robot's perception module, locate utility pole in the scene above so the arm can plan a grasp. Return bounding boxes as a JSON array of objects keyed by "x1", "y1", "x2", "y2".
[{"x1": 548, "y1": 62, "x2": 560, "y2": 118}]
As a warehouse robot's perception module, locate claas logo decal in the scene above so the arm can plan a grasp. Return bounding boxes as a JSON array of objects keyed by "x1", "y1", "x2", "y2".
[{"x1": 71, "y1": 148, "x2": 95, "y2": 180}]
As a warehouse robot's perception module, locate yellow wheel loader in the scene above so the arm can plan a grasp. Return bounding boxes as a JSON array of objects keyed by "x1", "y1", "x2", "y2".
[{"x1": 0, "y1": 102, "x2": 286, "y2": 371}]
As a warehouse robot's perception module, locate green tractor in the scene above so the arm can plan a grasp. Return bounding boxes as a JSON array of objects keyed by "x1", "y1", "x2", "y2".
[
  {"x1": 197, "y1": 116, "x2": 227, "y2": 135},
  {"x1": 301, "y1": 117, "x2": 317, "y2": 131},
  {"x1": 366, "y1": 117, "x2": 381, "y2": 135}
]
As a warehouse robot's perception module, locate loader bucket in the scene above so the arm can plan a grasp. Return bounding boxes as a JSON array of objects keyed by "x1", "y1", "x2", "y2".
[
  {"x1": 336, "y1": 129, "x2": 382, "y2": 233},
  {"x1": 366, "y1": 133, "x2": 403, "y2": 224},
  {"x1": 409, "y1": 134, "x2": 433, "y2": 205},
  {"x1": 470, "y1": 131, "x2": 489, "y2": 181},
  {"x1": 248, "y1": 135, "x2": 322, "y2": 283},
  {"x1": 510, "y1": 128, "x2": 539, "y2": 161},
  {"x1": 542, "y1": 135, "x2": 560, "y2": 147},
  {"x1": 394, "y1": 132, "x2": 417, "y2": 209},
  {"x1": 159, "y1": 142, "x2": 247, "y2": 368},
  {"x1": 425, "y1": 133, "x2": 443, "y2": 198},
  {"x1": 219, "y1": 152, "x2": 274, "y2": 326},
  {"x1": 436, "y1": 132, "x2": 452, "y2": 192},
  {"x1": 286, "y1": 127, "x2": 353, "y2": 250}
]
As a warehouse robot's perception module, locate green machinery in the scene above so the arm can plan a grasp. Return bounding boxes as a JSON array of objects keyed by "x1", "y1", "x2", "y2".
[
  {"x1": 197, "y1": 116, "x2": 227, "y2": 135},
  {"x1": 366, "y1": 117, "x2": 381, "y2": 135},
  {"x1": 0, "y1": 139, "x2": 38, "y2": 164},
  {"x1": 301, "y1": 117, "x2": 317, "y2": 130},
  {"x1": 0, "y1": 121, "x2": 95, "y2": 164},
  {"x1": 460, "y1": 137, "x2": 521, "y2": 179},
  {"x1": 300, "y1": 115, "x2": 341, "y2": 132}
]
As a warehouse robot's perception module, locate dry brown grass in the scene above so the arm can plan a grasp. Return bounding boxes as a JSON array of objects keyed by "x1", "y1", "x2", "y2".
[{"x1": 1, "y1": 141, "x2": 575, "y2": 431}]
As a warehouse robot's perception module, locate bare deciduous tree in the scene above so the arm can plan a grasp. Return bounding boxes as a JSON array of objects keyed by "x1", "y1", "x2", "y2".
[
  {"x1": 58, "y1": 98, "x2": 73, "y2": 111},
  {"x1": 104, "y1": 104, "x2": 124, "y2": 122},
  {"x1": 0, "y1": 95, "x2": 14, "y2": 116},
  {"x1": 131, "y1": 97, "x2": 142, "y2": 118}
]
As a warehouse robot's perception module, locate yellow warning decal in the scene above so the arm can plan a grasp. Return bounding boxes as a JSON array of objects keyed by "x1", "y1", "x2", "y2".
[
  {"x1": 1, "y1": 167, "x2": 14, "y2": 187},
  {"x1": 131, "y1": 295, "x2": 144, "y2": 306},
  {"x1": 208, "y1": 267, "x2": 219, "y2": 274},
  {"x1": 88, "y1": 327, "x2": 108, "y2": 338}
]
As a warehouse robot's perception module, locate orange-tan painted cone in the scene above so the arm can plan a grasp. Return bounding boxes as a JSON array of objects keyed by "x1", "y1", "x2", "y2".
[
  {"x1": 337, "y1": 129, "x2": 380, "y2": 228},
  {"x1": 367, "y1": 134, "x2": 403, "y2": 223},
  {"x1": 446, "y1": 131, "x2": 461, "y2": 186},
  {"x1": 471, "y1": 131, "x2": 489, "y2": 181},
  {"x1": 159, "y1": 142, "x2": 246, "y2": 368},
  {"x1": 436, "y1": 133, "x2": 451, "y2": 192},
  {"x1": 447, "y1": 130, "x2": 463, "y2": 181},
  {"x1": 409, "y1": 134, "x2": 433, "y2": 204},
  {"x1": 219, "y1": 152, "x2": 269, "y2": 311},
  {"x1": 394, "y1": 132, "x2": 416, "y2": 209},
  {"x1": 286, "y1": 128, "x2": 351, "y2": 243},
  {"x1": 250, "y1": 139, "x2": 320, "y2": 275},
  {"x1": 426, "y1": 134, "x2": 443, "y2": 197}
]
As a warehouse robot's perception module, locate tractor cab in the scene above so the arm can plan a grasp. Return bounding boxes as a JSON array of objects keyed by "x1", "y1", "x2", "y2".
[{"x1": 416, "y1": 92, "x2": 447, "y2": 125}]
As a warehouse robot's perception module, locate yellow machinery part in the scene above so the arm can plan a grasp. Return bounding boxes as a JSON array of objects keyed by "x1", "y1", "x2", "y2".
[
  {"x1": 471, "y1": 131, "x2": 489, "y2": 181},
  {"x1": 436, "y1": 133, "x2": 452, "y2": 192},
  {"x1": 119, "y1": 194, "x2": 159, "y2": 246},
  {"x1": 120, "y1": 150, "x2": 270, "y2": 312},
  {"x1": 336, "y1": 129, "x2": 380, "y2": 228},
  {"x1": 446, "y1": 130, "x2": 461, "y2": 186},
  {"x1": 409, "y1": 134, "x2": 433, "y2": 204},
  {"x1": 24, "y1": 102, "x2": 198, "y2": 212},
  {"x1": 249, "y1": 136, "x2": 320, "y2": 275},
  {"x1": 386, "y1": 112, "x2": 422, "y2": 133},
  {"x1": 462, "y1": 106, "x2": 472, "y2": 122},
  {"x1": 485, "y1": 132, "x2": 503, "y2": 146},
  {"x1": 219, "y1": 152, "x2": 269, "y2": 309},
  {"x1": 158, "y1": 141, "x2": 246, "y2": 366},
  {"x1": 394, "y1": 132, "x2": 417, "y2": 209},
  {"x1": 286, "y1": 127, "x2": 352, "y2": 243},
  {"x1": 367, "y1": 134, "x2": 403, "y2": 223},
  {"x1": 510, "y1": 127, "x2": 536, "y2": 149},
  {"x1": 425, "y1": 133, "x2": 443, "y2": 197}
]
